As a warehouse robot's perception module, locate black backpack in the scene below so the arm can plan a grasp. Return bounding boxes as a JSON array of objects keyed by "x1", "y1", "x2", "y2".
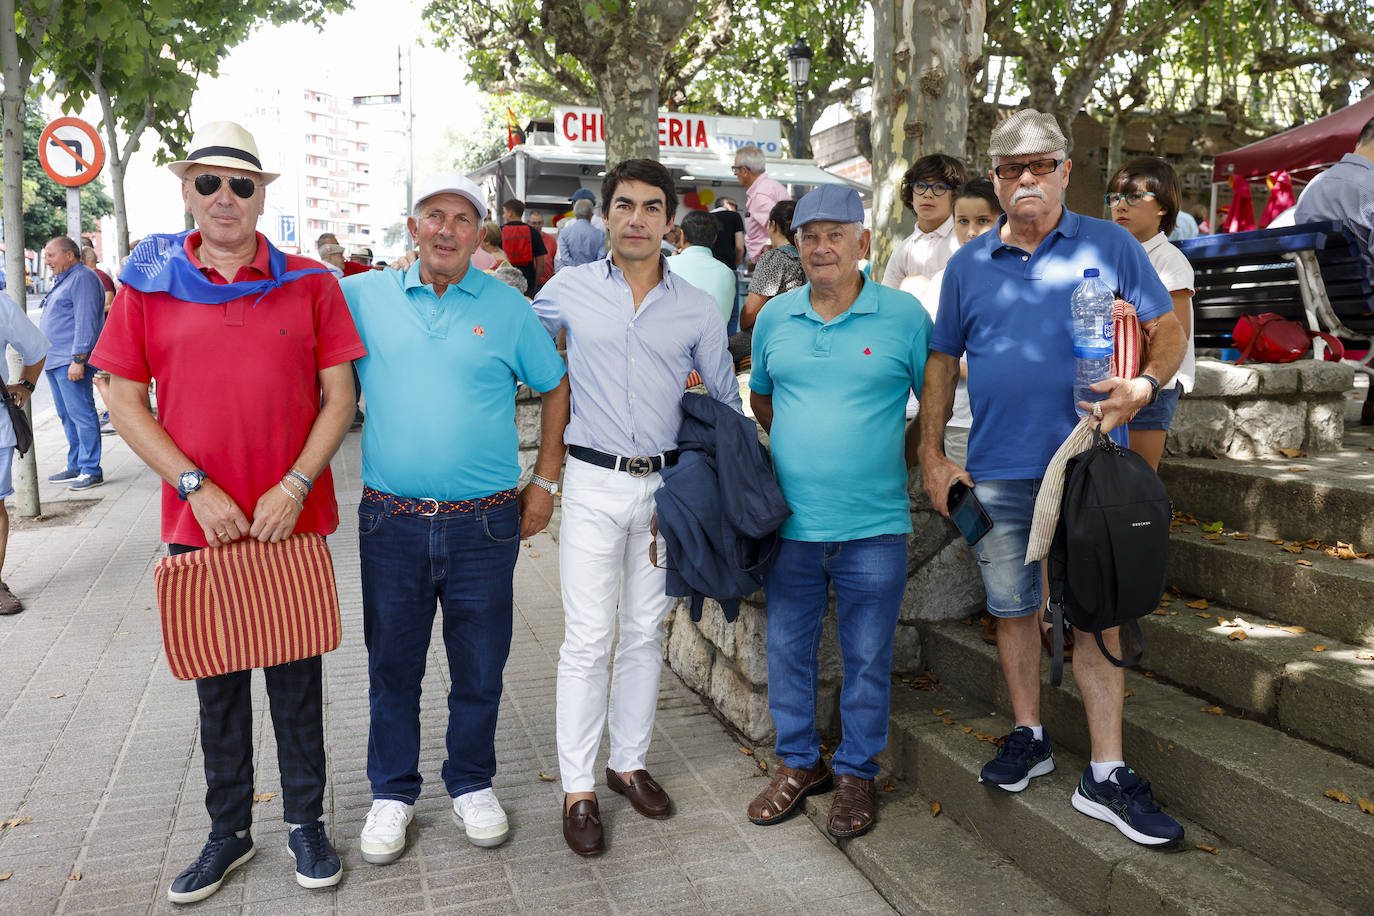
[{"x1": 1045, "y1": 428, "x2": 1171, "y2": 686}]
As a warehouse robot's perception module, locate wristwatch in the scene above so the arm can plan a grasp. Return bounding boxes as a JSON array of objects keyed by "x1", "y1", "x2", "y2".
[
  {"x1": 71, "y1": 354, "x2": 88, "y2": 364},
  {"x1": 529, "y1": 474, "x2": 559, "y2": 496},
  {"x1": 16, "y1": 379, "x2": 34, "y2": 392},
  {"x1": 1140, "y1": 374, "x2": 1161, "y2": 406},
  {"x1": 177, "y1": 469, "x2": 208, "y2": 500}
]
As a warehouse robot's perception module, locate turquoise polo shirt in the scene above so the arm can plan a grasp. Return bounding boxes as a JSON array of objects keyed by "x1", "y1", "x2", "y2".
[
  {"x1": 750, "y1": 276, "x2": 931, "y2": 541},
  {"x1": 342, "y1": 263, "x2": 566, "y2": 500}
]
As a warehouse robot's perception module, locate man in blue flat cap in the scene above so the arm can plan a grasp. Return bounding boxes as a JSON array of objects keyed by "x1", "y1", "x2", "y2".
[{"x1": 745, "y1": 184, "x2": 931, "y2": 840}]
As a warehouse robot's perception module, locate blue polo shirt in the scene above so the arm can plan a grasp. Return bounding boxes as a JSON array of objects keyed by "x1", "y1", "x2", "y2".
[
  {"x1": 931, "y1": 208, "x2": 1171, "y2": 480},
  {"x1": 342, "y1": 263, "x2": 566, "y2": 500},
  {"x1": 750, "y1": 276, "x2": 931, "y2": 541}
]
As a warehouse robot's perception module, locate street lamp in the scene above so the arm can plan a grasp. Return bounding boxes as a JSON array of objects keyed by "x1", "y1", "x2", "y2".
[{"x1": 785, "y1": 38, "x2": 813, "y2": 157}]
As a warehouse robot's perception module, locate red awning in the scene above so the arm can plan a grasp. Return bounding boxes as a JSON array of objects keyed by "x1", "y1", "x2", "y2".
[{"x1": 1212, "y1": 95, "x2": 1374, "y2": 184}]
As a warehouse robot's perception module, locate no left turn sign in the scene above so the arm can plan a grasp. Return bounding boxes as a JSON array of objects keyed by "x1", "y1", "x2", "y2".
[{"x1": 38, "y1": 117, "x2": 105, "y2": 187}]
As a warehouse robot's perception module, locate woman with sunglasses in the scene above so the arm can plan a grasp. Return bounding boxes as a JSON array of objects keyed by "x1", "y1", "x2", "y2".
[
  {"x1": 881, "y1": 154, "x2": 968, "y2": 301},
  {"x1": 1105, "y1": 157, "x2": 1195, "y2": 469}
]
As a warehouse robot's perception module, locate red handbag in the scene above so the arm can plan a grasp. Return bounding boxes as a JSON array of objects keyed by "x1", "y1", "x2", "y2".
[{"x1": 1232, "y1": 312, "x2": 1344, "y2": 364}]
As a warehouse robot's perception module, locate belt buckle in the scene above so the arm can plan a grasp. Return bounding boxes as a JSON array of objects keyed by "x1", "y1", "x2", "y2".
[
  {"x1": 625, "y1": 455, "x2": 652, "y2": 478},
  {"x1": 418, "y1": 498, "x2": 440, "y2": 517}
]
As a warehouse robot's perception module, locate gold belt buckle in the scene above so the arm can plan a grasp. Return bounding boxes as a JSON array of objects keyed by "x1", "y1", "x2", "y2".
[{"x1": 626, "y1": 455, "x2": 652, "y2": 478}]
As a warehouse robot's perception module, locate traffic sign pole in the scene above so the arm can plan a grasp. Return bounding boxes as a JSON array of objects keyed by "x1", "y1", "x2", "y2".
[{"x1": 67, "y1": 187, "x2": 81, "y2": 246}]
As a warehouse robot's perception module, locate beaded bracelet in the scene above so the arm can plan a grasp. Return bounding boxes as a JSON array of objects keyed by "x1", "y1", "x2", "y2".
[
  {"x1": 278, "y1": 480, "x2": 304, "y2": 507},
  {"x1": 280, "y1": 475, "x2": 308, "y2": 498}
]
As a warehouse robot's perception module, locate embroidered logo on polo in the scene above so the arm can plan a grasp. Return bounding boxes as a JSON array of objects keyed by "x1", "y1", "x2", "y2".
[
  {"x1": 863, "y1": 347, "x2": 872, "y2": 355},
  {"x1": 473, "y1": 325, "x2": 485, "y2": 337}
]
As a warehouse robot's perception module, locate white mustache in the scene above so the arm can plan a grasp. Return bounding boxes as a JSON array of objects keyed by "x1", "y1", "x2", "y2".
[{"x1": 1011, "y1": 188, "x2": 1048, "y2": 205}]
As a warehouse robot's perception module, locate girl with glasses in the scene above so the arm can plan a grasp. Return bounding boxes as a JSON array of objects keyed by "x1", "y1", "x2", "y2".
[{"x1": 1105, "y1": 157, "x2": 1196, "y2": 470}]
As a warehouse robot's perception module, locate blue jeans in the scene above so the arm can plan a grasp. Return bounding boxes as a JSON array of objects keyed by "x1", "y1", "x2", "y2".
[
  {"x1": 359, "y1": 495, "x2": 520, "y2": 802},
  {"x1": 46, "y1": 366, "x2": 101, "y2": 475},
  {"x1": 764, "y1": 534, "x2": 908, "y2": 780}
]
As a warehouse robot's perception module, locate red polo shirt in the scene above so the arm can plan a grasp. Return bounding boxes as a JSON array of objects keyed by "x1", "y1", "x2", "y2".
[{"x1": 93, "y1": 232, "x2": 367, "y2": 546}]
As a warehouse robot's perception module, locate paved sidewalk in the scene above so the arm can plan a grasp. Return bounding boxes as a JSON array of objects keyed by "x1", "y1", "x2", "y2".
[{"x1": 0, "y1": 416, "x2": 893, "y2": 915}]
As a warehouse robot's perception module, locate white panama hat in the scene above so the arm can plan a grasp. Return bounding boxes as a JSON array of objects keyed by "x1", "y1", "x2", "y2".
[{"x1": 167, "y1": 120, "x2": 280, "y2": 184}]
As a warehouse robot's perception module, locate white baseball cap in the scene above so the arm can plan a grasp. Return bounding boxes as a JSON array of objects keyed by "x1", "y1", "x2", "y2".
[{"x1": 413, "y1": 172, "x2": 488, "y2": 221}]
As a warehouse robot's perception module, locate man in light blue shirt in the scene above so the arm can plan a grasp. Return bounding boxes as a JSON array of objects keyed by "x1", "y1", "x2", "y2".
[
  {"x1": 554, "y1": 197, "x2": 606, "y2": 269},
  {"x1": 666, "y1": 210, "x2": 737, "y2": 323},
  {"x1": 533, "y1": 158, "x2": 740, "y2": 857},
  {"x1": 342, "y1": 172, "x2": 569, "y2": 864},
  {"x1": 747, "y1": 184, "x2": 928, "y2": 841},
  {"x1": 39, "y1": 235, "x2": 105, "y2": 489},
  {"x1": 1295, "y1": 115, "x2": 1374, "y2": 287}
]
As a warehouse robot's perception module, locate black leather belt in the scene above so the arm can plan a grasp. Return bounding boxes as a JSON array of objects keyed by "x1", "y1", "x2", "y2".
[{"x1": 568, "y1": 445, "x2": 679, "y2": 478}]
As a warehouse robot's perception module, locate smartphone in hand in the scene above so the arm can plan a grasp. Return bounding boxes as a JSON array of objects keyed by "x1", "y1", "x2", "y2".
[{"x1": 948, "y1": 480, "x2": 993, "y2": 546}]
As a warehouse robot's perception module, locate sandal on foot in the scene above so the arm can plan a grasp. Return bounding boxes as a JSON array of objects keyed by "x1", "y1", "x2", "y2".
[
  {"x1": 827, "y1": 774, "x2": 877, "y2": 839},
  {"x1": 747, "y1": 760, "x2": 832, "y2": 825}
]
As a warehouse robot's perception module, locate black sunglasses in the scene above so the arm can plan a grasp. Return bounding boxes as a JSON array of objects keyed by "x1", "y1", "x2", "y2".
[
  {"x1": 192, "y1": 173, "x2": 257, "y2": 199},
  {"x1": 992, "y1": 158, "x2": 1063, "y2": 180}
]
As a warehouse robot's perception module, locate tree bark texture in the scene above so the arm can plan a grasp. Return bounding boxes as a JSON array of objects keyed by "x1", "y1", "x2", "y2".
[{"x1": 870, "y1": 0, "x2": 985, "y2": 282}]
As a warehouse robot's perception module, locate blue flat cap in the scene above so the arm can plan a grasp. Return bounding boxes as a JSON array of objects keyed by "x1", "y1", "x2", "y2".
[{"x1": 792, "y1": 184, "x2": 863, "y2": 229}]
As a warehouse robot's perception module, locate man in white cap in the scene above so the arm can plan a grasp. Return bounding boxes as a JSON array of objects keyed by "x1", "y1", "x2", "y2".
[
  {"x1": 340, "y1": 172, "x2": 569, "y2": 864},
  {"x1": 93, "y1": 120, "x2": 365, "y2": 901},
  {"x1": 745, "y1": 184, "x2": 930, "y2": 840},
  {"x1": 918, "y1": 109, "x2": 1187, "y2": 846}
]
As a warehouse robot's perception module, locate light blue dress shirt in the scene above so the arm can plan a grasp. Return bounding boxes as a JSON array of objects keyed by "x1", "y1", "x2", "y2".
[
  {"x1": 38, "y1": 263, "x2": 104, "y2": 368},
  {"x1": 1295, "y1": 152, "x2": 1374, "y2": 285},
  {"x1": 666, "y1": 245, "x2": 737, "y2": 322},
  {"x1": 555, "y1": 218, "x2": 607, "y2": 269},
  {"x1": 533, "y1": 256, "x2": 741, "y2": 457}
]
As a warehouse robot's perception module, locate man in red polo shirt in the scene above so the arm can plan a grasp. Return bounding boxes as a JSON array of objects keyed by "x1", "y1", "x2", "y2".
[{"x1": 93, "y1": 120, "x2": 366, "y2": 905}]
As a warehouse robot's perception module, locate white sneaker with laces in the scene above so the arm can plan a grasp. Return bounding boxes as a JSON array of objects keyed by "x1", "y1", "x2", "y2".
[
  {"x1": 452, "y1": 788, "x2": 509, "y2": 848},
  {"x1": 359, "y1": 799, "x2": 413, "y2": 864}
]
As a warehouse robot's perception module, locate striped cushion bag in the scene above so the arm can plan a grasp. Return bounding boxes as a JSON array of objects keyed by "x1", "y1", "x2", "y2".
[{"x1": 154, "y1": 532, "x2": 341, "y2": 680}]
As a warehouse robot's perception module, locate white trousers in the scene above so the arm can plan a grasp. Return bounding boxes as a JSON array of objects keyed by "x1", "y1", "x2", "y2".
[{"x1": 556, "y1": 456, "x2": 676, "y2": 793}]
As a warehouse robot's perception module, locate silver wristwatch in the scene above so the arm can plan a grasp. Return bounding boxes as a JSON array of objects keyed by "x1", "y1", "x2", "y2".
[{"x1": 529, "y1": 474, "x2": 559, "y2": 496}]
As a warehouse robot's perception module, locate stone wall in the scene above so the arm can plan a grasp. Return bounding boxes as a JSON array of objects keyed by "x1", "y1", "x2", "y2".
[
  {"x1": 1165, "y1": 357, "x2": 1353, "y2": 459},
  {"x1": 662, "y1": 471, "x2": 987, "y2": 745}
]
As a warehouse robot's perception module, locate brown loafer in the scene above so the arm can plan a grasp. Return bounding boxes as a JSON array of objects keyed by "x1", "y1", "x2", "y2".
[
  {"x1": 747, "y1": 759, "x2": 833, "y2": 826},
  {"x1": 562, "y1": 796, "x2": 603, "y2": 856},
  {"x1": 827, "y1": 773, "x2": 877, "y2": 839},
  {"x1": 606, "y1": 768, "x2": 671, "y2": 819}
]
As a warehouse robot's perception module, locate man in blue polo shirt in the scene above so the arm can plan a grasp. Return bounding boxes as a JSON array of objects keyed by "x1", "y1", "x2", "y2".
[
  {"x1": 746, "y1": 185, "x2": 930, "y2": 841},
  {"x1": 919, "y1": 109, "x2": 1187, "y2": 847},
  {"x1": 341, "y1": 172, "x2": 569, "y2": 865}
]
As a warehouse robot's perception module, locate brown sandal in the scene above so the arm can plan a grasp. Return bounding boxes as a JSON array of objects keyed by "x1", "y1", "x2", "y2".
[
  {"x1": 827, "y1": 774, "x2": 877, "y2": 839},
  {"x1": 747, "y1": 760, "x2": 833, "y2": 825}
]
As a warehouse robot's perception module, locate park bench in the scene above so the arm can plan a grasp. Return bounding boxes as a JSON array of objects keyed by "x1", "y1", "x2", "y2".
[{"x1": 1174, "y1": 220, "x2": 1374, "y2": 373}]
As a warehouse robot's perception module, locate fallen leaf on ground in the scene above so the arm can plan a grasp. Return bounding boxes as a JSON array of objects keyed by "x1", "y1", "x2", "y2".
[
  {"x1": 1355, "y1": 652, "x2": 1374, "y2": 661},
  {"x1": 1281, "y1": 543, "x2": 1305, "y2": 554},
  {"x1": 1232, "y1": 617, "x2": 1253, "y2": 630},
  {"x1": 1152, "y1": 609, "x2": 1168, "y2": 616},
  {"x1": 1296, "y1": 559, "x2": 1314, "y2": 566},
  {"x1": 1202, "y1": 706, "x2": 1223, "y2": 716},
  {"x1": 1144, "y1": 671, "x2": 1156, "y2": 677},
  {"x1": 738, "y1": 747, "x2": 754, "y2": 755},
  {"x1": 3, "y1": 817, "x2": 32, "y2": 829},
  {"x1": 48, "y1": 693, "x2": 64, "y2": 699},
  {"x1": 1217, "y1": 618, "x2": 1232, "y2": 627},
  {"x1": 1195, "y1": 612, "x2": 1211, "y2": 619},
  {"x1": 1232, "y1": 533, "x2": 1251, "y2": 540},
  {"x1": 528, "y1": 552, "x2": 540, "y2": 558},
  {"x1": 0, "y1": 872, "x2": 10, "y2": 880},
  {"x1": 1287, "y1": 466, "x2": 1310, "y2": 472},
  {"x1": 1325, "y1": 789, "x2": 1352, "y2": 804},
  {"x1": 1280, "y1": 625, "x2": 1307, "y2": 634},
  {"x1": 974, "y1": 733, "x2": 998, "y2": 743},
  {"x1": 252, "y1": 792, "x2": 276, "y2": 803},
  {"x1": 1170, "y1": 585, "x2": 1182, "y2": 596},
  {"x1": 932, "y1": 707, "x2": 949, "y2": 716},
  {"x1": 1201, "y1": 520, "x2": 1224, "y2": 533},
  {"x1": 883, "y1": 781, "x2": 894, "y2": 792},
  {"x1": 1169, "y1": 611, "x2": 1179, "y2": 616},
  {"x1": 1195, "y1": 844, "x2": 1220, "y2": 855},
  {"x1": 522, "y1": 540, "x2": 531, "y2": 548},
  {"x1": 1203, "y1": 533, "x2": 1220, "y2": 540},
  {"x1": 68, "y1": 872, "x2": 80, "y2": 881},
  {"x1": 1360, "y1": 798, "x2": 1374, "y2": 815},
  {"x1": 1301, "y1": 538, "x2": 1325, "y2": 549},
  {"x1": 961, "y1": 726, "x2": 973, "y2": 734},
  {"x1": 1328, "y1": 542, "x2": 1373, "y2": 560},
  {"x1": 1228, "y1": 630, "x2": 1248, "y2": 641},
  {"x1": 930, "y1": 801, "x2": 942, "y2": 817},
  {"x1": 941, "y1": 717, "x2": 955, "y2": 725},
  {"x1": 1278, "y1": 447, "x2": 1304, "y2": 458},
  {"x1": 1123, "y1": 689, "x2": 1135, "y2": 698},
  {"x1": 758, "y1": 760, "x2": 768, "y2": 772},
  {"x1": 1271, "y1": 539, "x2": 1286, "y2": 545},
  {"x1": 538, "y1": 773, "x2": 556, "y2": 782},
  {"x1": 1312, "y1": 645, "x2": 1327, "y2": 652},
  {"x1": 1187, "y1": 599, "x2": 1209, "y2": 610}
]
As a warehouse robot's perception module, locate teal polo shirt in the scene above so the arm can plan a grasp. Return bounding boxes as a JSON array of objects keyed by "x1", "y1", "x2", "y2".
[
  {"x1": 750, "y1": 277, "x2": 931, "y2": 541},
  {"x1": 666, "y1": 245, "x2": 736, "y2": 322},
  {"x1": 342, "y1": 263, "x2": 566, "y2": 500}
]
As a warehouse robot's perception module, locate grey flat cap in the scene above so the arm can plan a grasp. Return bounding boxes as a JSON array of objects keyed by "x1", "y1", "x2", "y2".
[{"x1": 988, "y1": 109, "x2": 1067, "y2": 157}]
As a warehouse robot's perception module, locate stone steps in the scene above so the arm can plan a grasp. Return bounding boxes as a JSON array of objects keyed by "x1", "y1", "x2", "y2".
[
  {"x1": 1167, "y1": 526, "x2": 1374, "y2": 648},
  {"x1": 918, "y1": 622, "x2": 1374, "y2": 911},
  {"x1": 1135, "y1": 599, "x2": 1374, "y2": 767},
  {"x1": 880, "y1": 685, "x2": 1351, "y2": 915},
  {"x1": 799, "y1": 784, "x2": 1082, "y2": 914}
]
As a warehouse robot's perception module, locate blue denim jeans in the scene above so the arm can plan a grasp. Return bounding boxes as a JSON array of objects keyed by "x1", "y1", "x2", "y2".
[
  {"x1": 46, "y1": 366, "x2": 101, "y2": 475},
  {"x1": 359, "y1": 496, "x2": 520, "y2": 802},
  {"x1": 763, "y1": 534, "x2": 908, "y2": 780}
]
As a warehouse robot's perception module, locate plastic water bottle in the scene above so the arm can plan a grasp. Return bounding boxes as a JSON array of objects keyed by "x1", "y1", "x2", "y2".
[{"x1": 1071, "y1": 268, "x2": 1114, "y2": 416}]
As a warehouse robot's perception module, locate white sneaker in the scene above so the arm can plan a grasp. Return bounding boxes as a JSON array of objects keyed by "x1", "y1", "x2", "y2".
[
  {"x1": 452, "y1": 788, "x2": 509, "y2": 848},
  {"x1": 359, "y1": 799, "x2": 413, "y2": 865}
]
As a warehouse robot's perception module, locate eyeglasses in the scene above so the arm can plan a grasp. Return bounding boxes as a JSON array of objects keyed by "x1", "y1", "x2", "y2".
[
  {"x1": 1104, "y1": 190, "x2": 1157, "y2": 207},
  {"x1": 192, "y1": 174, "x2": 257, "y2": 199},
  {"x1": 992, "y1": 158, "x2": 1063, "y2": 180},
  {"x1": 912, "y1": 181, "x2": 954, "y2": 196},
  {"x1": 730, "y1": 165, "x2": 748, "y2": 174}
]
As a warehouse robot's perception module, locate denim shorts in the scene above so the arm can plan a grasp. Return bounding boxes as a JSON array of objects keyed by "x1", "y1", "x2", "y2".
[
  {"x1": 969, "y1": 478, "x2": 1042, "y2": 619},
  {"x1": 1128, "y1": 385, "x2": 1182, "y2": 431}
]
